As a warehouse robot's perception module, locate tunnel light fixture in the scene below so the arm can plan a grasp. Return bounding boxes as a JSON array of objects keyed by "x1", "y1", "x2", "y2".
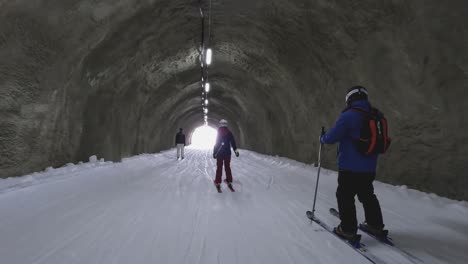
[
  {"x1": 205, "y1": 82, "x2": 210, "y2": 92},
  {"x1": 204, "y1": 108, "x2": 208, "y2": 114},
  {"x1": 206, "y1": 49, "x2": 212, "y2": 65},
  {"x1": 205, "y1": 99, "x2": 209, "y2": 105}
]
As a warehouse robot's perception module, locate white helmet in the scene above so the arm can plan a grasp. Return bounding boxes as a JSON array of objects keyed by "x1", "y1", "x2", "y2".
[{"x1": 219, "y1": 119, "x2": 228, "y2": 127}]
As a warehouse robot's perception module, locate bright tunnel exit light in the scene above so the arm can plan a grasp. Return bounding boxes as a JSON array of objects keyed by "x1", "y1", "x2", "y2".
[
  {"x1": 206, "y1": 49, "x2": 212, "y2": 65},
  {"x1": 191, "y1": 125, "x2": 217, "y2": 149}
]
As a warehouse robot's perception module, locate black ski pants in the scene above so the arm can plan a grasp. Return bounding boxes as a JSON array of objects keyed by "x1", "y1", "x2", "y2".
[{"x1": 336, "y1": 170, "x2": 384, "y2": 234}]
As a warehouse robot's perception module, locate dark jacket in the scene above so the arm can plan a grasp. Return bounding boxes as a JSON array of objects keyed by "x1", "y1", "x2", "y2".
[
  {"x1": 213, "y1": 127, "x2": 237, "y2": 157},
  {"x1": 320, "y1": 100, "x2": 378, "y2": 173},
  {"x1": 175, "y1": 132, "x2": 186, "y2": 145}
]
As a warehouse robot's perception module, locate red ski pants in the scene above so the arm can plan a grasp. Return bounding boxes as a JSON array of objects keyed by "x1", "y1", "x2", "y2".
[{"x1": 215, "y1": 156, "x2": 232, "y2": 184}]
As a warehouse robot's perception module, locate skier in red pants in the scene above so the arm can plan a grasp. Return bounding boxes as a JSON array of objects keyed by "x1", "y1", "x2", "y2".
[{"x1": 213, "y1": 119, "x2": 239, "y2": 191}]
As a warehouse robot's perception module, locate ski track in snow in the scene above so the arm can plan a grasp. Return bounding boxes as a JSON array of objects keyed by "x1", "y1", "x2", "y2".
[{"x1": 0, "y1": 147, "x2": 467, "y2": 264}]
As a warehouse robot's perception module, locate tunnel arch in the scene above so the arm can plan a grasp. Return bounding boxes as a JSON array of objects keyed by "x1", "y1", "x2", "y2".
[{"x1": 0, "y1": 0, "x2": 467, "y2": 200}]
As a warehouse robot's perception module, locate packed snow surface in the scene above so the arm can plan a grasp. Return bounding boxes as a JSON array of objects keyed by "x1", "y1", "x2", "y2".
[{"x1": 0, "y1": 148, "x2": 467, "y2": 264}]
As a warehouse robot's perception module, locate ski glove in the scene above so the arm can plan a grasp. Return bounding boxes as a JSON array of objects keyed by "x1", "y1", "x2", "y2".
[
  {"x1": 213, "y1": 154, "x2": 217, "y2": 159},
  {"x1": 234, "y1": 150, "x2": 239, "y2": 157},
  {"x1": 320, "y1": 135, "x2": 325, "y2": 144}
]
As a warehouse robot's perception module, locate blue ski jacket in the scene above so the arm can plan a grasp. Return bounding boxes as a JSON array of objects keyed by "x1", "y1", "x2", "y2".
[{"x1": 320, "y1": 100, "x2": 378, "y2": 173}]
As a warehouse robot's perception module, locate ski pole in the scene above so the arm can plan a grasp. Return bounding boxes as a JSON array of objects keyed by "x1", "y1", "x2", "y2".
[{"x1": 311, "y1": 127, "x2": 325, "y2": 217}]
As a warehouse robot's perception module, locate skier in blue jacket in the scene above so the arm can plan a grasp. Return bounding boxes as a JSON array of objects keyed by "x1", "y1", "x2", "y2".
[{"x1": 321, "y1": 86, "x2": 386, "y2": 239}]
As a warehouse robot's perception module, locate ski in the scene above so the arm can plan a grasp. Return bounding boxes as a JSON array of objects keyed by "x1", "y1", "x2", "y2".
[
  {"x1": 329, "y1": 208, "x2": 424, "y2": 263},
  {"x1": 306, "y1": 211, "x2": 377, "y2": 264},
  {"x1": 329, "y1": 208, "x2": 393, "y2": 244}
]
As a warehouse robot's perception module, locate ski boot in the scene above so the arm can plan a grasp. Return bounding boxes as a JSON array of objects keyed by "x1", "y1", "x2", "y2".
[
  {"x1": 214, "y1": 182, "x2": 222, "y2": 193},
  {"x1": 359, "y1": 222, "x2": 389, "y2": 240},
  {"x1": 333, "y1": 225, "x2": 361, "y2": 247},
  {"x1": 224, "y1": 180, "x2": 235, "y2": 192}
]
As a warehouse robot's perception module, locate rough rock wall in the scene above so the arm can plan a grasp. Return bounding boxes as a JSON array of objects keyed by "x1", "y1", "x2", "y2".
[{"x1": 0, "y1": 0, "x2": 467, "y2": 200}]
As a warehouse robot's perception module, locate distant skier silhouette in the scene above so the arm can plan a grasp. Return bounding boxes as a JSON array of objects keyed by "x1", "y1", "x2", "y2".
[{"x1": 175, "y1": 128, "x2": 186, "y2": 160}]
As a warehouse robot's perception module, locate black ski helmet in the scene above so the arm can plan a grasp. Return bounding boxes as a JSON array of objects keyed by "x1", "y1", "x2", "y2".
[{"x1": 346, "y1": 86, "x2": 368, "y2": 104}]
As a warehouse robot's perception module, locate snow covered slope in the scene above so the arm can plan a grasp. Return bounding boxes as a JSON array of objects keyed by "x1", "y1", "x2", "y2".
[{"x1": 0, "y1": 148, "x2": 467, "y2": 264}]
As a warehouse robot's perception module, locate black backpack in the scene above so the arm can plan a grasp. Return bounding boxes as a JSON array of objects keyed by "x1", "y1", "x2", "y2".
[{"x1": 345, "y1": 107, "x2": 391, "y2": 155}]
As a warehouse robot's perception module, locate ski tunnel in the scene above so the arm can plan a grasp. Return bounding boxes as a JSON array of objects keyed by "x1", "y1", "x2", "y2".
[
  {"x1": 1, "y1": 0, "x2": 468, "y2": 263},
  {"x1": 1, "y1": 0, "x2": 468, "y2": 201}
]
